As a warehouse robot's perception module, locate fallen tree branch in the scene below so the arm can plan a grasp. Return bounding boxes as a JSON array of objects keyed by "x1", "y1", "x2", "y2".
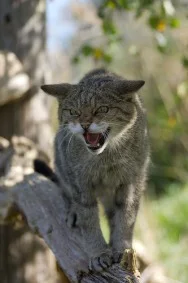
[
  {"x1": 0, "y1": 136, "x2": 170, "y2": 283},
  {"x1": 0, "y1": 173, "x2": 139, "y2": 283}
]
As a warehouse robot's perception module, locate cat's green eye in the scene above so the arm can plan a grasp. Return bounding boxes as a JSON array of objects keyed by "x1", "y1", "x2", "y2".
[
  {"x1": 70, "y1": 109, "x2": 80, "y2": 116},
  {"x1": 95, "y1": 106, "x2": 109, "y2": 114},
  {"x1": 63, "y1": 109, "x2": 80, "y2": 116}
]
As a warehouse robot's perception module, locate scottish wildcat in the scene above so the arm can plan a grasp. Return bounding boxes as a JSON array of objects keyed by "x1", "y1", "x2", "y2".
[{"x1": 41, "y1": 69, "x2": 149, "y2": 272}]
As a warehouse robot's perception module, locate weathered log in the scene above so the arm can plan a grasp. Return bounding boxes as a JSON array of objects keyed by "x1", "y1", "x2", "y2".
[
  {"x1": 0, "y1": 136, "x2": 58, "y2": 283},
  {"x1": 0, "y1": 137, "x2": 169, "y2": 283},
  {"x1": 0, "y1": 173, "x2": 139, "y2": 283}
]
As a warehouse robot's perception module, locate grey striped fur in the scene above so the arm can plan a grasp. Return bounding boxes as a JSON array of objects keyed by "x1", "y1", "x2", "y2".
[{"x1": 41, "y1": 69, "x2": 150, "y2": 272}]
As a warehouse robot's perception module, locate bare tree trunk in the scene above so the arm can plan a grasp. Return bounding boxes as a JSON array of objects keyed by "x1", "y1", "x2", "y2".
[
  {"x1": 0, "y1": 1, "x2": 57, "y2": 282},
  {"x1": 0, "y1": 0, "x2": 52, "y2": 149}
]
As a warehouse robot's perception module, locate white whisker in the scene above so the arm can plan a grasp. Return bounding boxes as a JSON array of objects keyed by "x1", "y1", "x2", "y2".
[
  {"x1": 57, "y1": 131, "x2": 71, "y2": 150},
  {"x1": 67, "y1": 134, "x2": 74, "y2": 154}
]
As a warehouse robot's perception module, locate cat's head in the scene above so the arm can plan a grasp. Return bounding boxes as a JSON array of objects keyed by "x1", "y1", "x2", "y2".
[{"x1": 41, "y1": 70, "x2": 145, "y2": 154}]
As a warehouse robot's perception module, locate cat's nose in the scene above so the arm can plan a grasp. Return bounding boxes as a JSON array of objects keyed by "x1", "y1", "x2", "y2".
[{"x1": 81, "y1": 124, "x2": 90, "y2": 131}]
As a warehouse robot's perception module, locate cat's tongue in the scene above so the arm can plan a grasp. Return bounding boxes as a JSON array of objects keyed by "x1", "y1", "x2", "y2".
[{"x1": 85, "y1": 132, "x2": 100, "y2": 146}]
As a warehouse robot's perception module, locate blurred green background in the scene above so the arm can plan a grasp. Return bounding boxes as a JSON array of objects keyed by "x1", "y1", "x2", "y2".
[{"x1": 48, "y1": 0, "x2": 188, "y2": 281}]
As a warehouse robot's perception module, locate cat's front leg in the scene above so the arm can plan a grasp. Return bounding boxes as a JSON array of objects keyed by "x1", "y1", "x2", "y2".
[
  {"x1": 67, "y1": 194, "x2": 113, "y2": 272},
  {"x1": 109, "y1": 183, "x2": 141, "y2": 263}
]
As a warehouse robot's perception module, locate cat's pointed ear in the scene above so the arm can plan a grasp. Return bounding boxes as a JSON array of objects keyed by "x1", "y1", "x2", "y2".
[
  {"x1": 41, "y1": 83, "x2": 73, "y2": 98},
  {"x1": 118, "y1": 80, "x2": 145, "y2": 94},
  {"x1": 106, "y1": 80, "x2": 145, "y2": 94}
]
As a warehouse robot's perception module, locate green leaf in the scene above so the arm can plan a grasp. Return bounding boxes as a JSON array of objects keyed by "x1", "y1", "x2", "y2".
[
  {"x1": 148, "y1": 15, "x2": 161, "y2": 29},
  {"x1": 157, "y1": 44, "x2": 167, "y2": 54},
  {"x1": 103, "y1": 53, "x2": 112, "y2": 63},
  {"x1": 182, "y1": 56, "x2": 188, "y2": 69},
  {"x1": 117, "y1": 0, "x2": 134, "y2": 9},
  {"x1": 102, "y1": 19, "x2": 117, "y2": 35},
  {"x1": 81, "y1": 45, "x2": 94, "y2": 56},
  {"x1": 106, "y1": 1, "x2": 116, "y2": 9},
  {"x1": 169, "y1": 17, "x2": 180, "y2": 28}
]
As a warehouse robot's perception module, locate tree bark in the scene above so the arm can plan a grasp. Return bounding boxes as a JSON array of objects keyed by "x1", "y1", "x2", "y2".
[
  {"x1": 0, "y1": 1, "x2": 56, "y2": 282},
  {"x1": 0, "y1": 0, "x2": 52, "y2": 149},
  {"x1": 0, "y1": 173, "x2": 140, "y2": 283}
]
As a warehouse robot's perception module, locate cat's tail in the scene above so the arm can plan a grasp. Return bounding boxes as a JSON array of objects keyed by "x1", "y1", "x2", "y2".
[{"x1": 34, "y1": 159, "x2": 59, "y2": 184}]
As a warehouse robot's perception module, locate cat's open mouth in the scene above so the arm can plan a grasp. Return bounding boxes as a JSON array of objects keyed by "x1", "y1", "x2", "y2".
[{"x1": 83, "y1": 128, "x2": 110, "y2": 151}]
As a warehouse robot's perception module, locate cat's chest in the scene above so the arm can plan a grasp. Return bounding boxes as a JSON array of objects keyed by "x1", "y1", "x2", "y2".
[{"x1": 87, "y1": 161, "x2": 124, "y2": 191}]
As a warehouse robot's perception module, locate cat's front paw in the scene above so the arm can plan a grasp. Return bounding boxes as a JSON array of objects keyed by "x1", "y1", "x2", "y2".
[{"x1": 89, "y1": 250, "x2": 113, "y2": 272}]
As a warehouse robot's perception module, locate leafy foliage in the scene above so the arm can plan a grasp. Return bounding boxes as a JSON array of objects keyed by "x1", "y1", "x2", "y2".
[
  {"x1": 73, "y1": 0, "x2": 183, "y2": 63},
  {"x1": 152, "y1": 184, "x2": 188, "y2": 281},
  {"x1": 72, "y1": 44, "x2": 112, "y2": 64},
  {"x1": 135, "y1": 184, "x2": 188, "y2": 282}
]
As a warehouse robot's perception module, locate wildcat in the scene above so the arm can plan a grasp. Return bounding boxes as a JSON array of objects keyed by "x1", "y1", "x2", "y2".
[{"x1": 41, "y1": 69, "x2": 150, "y2": 272}]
